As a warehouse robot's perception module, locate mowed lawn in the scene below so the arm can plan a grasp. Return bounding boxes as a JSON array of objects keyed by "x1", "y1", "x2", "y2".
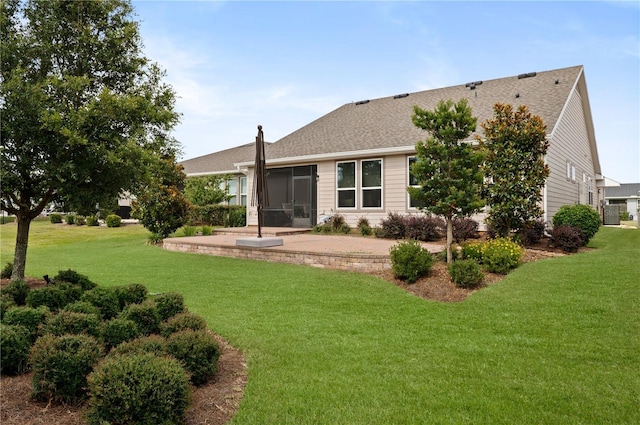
[{"x1": 1, "y1": 221, "x2": 639, "y2": 424}]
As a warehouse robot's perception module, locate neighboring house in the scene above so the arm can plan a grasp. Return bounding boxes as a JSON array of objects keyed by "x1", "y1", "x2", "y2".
[
  {"x1": 181, "y1": 65, "x2": 611, "y2": 229},
  {"x1": 605, "y1": 183, "x2": 640, "y2": 220}
]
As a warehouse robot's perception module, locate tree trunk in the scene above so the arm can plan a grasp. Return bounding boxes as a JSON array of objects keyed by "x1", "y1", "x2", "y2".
[
  {"x1": 11, "y1": 211, "x2": 32, "y2": 281},
  {"x1": 446, "y1": 217, "x2": 454, "y2": 264}
]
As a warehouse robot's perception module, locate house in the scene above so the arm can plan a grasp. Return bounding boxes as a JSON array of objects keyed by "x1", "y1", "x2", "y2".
[
  {"x1": 605, "y1": 183, "x2": 640, "y2": 220},
  {"x1": 181, "y1": 65, "x2": 609, "y2": 229}
]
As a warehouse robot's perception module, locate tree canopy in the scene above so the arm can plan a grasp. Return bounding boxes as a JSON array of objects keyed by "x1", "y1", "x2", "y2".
[
  {"x1": 408, "y1": 99, "x2": 485, "y2": 263},
  {"x1": 184, "y1": 175, "x2": 231, "y2": 207},
  {"x1": 1, "y1": 0, "x2": 181, "y2": 279},
  {"x1": 479, "y1": 103, "x2": 549, "y2": 236}
]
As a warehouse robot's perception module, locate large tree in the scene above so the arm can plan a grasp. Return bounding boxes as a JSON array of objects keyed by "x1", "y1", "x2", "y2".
[
  {"x1": 1, "y1": 0, "x2": 181, "y2": 280},
  {"x1": 479, "y1": 103, "x2": 549, "y2": 237},
  {"x1": 408, "y1": 99, "x2": 485, "y2": 263}
]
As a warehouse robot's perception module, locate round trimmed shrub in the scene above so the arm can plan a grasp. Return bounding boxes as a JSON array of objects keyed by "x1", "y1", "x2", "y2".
[
  {"x1": 112, "y1": 283, "x2": 148, "y2": 309},
  {"x1": 105, "y1": 214, "x2": 122, "y2": 228},
  {"x1": 86, "y1": 215, "x2": 99, "y2": 226},
  {"x1": 26, "y1": 285, "x2": 67, "y2": 311},
  {"x1": 481, "y1": 238, "x2": 523, "y2": 274},
  {"x1": 54, "y1": 269, "x2": 97, "y2": 290},
  {"x1": 30, "y1": 334, "x2": 103, "y2": 403},
  {"x1": 49, "y1": 213, "x2": 63, "y2": 223},
  {"x1": 448, "y1": 259, "x2": 485, "y2": 289},
  {"x1": 461, "y1": 241, "x2": 484, "y2": 263},
  {"x1": 154, "y1": 292, "x2": 185, "y2": 321},
  {"x1": 452, "y1": 217, "x2": 479, "y2": 242},
  {"x1": 63, "y1": 301, "x2": 101, "y2": 319},
  {"x1": 552, "y1": 204, "x2": 601, "y2": 244},
  {"x1": 161, "y1": 311, "x2": 207, "y2": 337},
  {"x1": 1, "y1": 294, "x2": 16, "y2": 319},
  {"x1": 167, "y1": 329, "x2": 220, "y2": 385},
  {"x1": 87, "y1": 353, "x2": 191, "y2": 425},
  {"x1": 2, "y1": 305, "x2": 50, "y2": 342},
  {"x1": 0, "y1": 323, "x2": 31, "y2": 375},
  {"x1": 75, "y1": 215, "x2": 86, "y2": 226},
  {"x1": 1, "y1": 262, "x2": 13, "y2": 279},
  {"x1": 65, "y1": 214, "x2": 76, "y2": 225},
  {"x1": 1, "y1": 279, "x2": 29, "y2": 305},
  {"x1": 81, "y1": 287, "x2": 120, "y2": 320},
  {"x1": 40, "y1": 311, "x2": 101, "y2": 338},
  {"x1": 119, "y1": 300, "x2": 161, "y2": 335},
  {"x1": 101, "y1": 318, "x2": 140, "y2": 351},
  {"x1": 109, "y1": 334, "x2": 167, "y2": 357},
  {"x1": 389, "y1": 239, "x2": 435, "y2": 283},
  {"x1": 550, "y1": 225, "x2": 585, "y2": 253}
]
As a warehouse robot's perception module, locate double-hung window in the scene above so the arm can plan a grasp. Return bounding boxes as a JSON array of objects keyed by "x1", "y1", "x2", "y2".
[
  {"x1": 361, "y1": 159, "x2": 382, "y2": 208},
  {"x1": 407, "y1": 156, "x2": 424, "y2": 209},
  {"x1": 337, "y1": 161, "x2": 356, "y2": 208},
  {"x1": 240, "y1": 177, "x2": 247, "y2": 206},
  {"x1": 227, "y1": 178, "x2": 237, "y2": 205}
]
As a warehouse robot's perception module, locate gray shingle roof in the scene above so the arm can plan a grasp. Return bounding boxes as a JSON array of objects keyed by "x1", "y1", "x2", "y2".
[
  {"x1": 605, "y1": 183, "x2": 640, "y2": 198},
  {"x1": 264, "y1": 65, "x2": 584, "y2": 161},
  {"x1": 180, "y1": 142, "x2": 269, "y2": 175}
]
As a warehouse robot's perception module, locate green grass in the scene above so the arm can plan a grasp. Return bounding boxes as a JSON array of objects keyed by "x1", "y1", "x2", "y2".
[{"x1": 1, "y1": 222, "x2": 639, "y2": 424}]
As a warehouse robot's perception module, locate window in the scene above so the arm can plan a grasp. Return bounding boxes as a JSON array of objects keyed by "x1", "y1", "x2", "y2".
[
  {"x1": 361, "y1": 159, "x2": 382, "y2": 208},
  {"x1": 571, "y1": 165, "x2": 576, "y2": 182},
  {"x1": 588, "y1": 176, "x2": 594, "y2": 205},
  {"x1": 240, "y1": 177, "x2": 247, "y2": 206},
  {"x1": 566, "y1": 161, "x2": 572, "y2": 181},
  {"x1": 227, "y1": 178, "x2": 237, "y2": 205},
  {"x1": 408, "y1": 156, "x2": 424, "y2": 209},
  {"x1": 337, "y1": 161, "x2": 356, "y2": 208}
]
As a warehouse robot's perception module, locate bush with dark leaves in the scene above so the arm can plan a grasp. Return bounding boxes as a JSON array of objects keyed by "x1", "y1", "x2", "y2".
[{"x1": 550, "y1": 225, "x2": 585, "y2": 253}]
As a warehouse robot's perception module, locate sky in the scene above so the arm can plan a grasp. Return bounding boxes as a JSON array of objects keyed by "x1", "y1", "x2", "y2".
[{"x1": 132, "y1": 0, "x2": 640, "y2": 183}]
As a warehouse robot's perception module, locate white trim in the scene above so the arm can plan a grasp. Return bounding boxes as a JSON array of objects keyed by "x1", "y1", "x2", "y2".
[
  {"x1": 360, "y1": 158, "x2": 383, "y2": 209},
  {"x1": 336, "y1": 160, "x2": 357, "y2": 209}
]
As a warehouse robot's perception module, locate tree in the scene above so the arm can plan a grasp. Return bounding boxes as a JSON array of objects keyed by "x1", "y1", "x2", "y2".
[
  {"x1": 408, "y1": 99, "x2": 485, "y2": 263},
  {"x1": 479, "y1": 103, "x2": 549, "y2": 237},
  {"x1": 184, "y1": 175, "x2": 230, "y2": 207},
  {"x1": 1, "y1": 0, "x2": 181, "y2": 280}
]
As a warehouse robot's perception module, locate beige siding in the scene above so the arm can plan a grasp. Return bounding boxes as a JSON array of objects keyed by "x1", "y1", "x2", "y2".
[
  {"x1": 546, "y1": 88, "x2": 598, "y2": 221},
  {"x1": 316, "y1": 160, "x2": 336, "y2": 218}
]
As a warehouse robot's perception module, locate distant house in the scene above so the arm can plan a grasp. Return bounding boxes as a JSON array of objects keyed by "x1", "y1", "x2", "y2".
[
  {"x1": 181, "y1": 65, "x2": 610, "y2": 229},
  {"x1": 605, "y1": 183, "x2": 640, "y2": 220}
]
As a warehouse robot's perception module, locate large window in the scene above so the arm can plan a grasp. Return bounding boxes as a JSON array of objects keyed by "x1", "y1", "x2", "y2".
[
  {"x1": 337, "y1": 161, "x2": 356, "y2": 208},
  {"x1": 361, "y1": 159, "x2": 382, "y2": 208},
  {"x1": 407, "y1": 156, "x2": 424, "y2": 209},
  {"x1": 227, "y1": 179, "x2": 237, "y2": 205}
]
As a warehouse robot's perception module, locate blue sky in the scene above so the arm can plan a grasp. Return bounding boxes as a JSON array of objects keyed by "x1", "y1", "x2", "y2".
[{"x1": 133, "y1": 1, "x2": 639, "y2": 183}]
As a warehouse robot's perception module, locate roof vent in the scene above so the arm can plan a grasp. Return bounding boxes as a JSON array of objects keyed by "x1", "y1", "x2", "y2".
[
  {"x1": 515, "y1": 93, "x2": 520, "y2": 98},
  {"x1": 517, "y1": 72, "x2": 537, "y2": 79},
  {"x1": 393, "y1": 93, "x2": 409, "y2": 99},
  {"x1": 465, "y1": 81, "x2": 483, "y2": 88},
  {"x1": 355, "y1": 99, "x2": 370, "y2": 105},
  {"x1": 555, "y1": 79, "x2": 559, "y2": 85}
]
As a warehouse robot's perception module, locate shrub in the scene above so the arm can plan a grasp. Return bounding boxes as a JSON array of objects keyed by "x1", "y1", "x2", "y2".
[
  {"x1": 1, "y1": 278, "x2": 29, "y2": 305},
  {"x1": 81, "y1": 287, "x2": 121, "y2": 320},
  {"x1": 109, "y1": 334, "x2": 168, "y2": 357},
  {"x1": 54, "y1": 269, "x2": 97, "y2": 290},
  {"x1": 182, "y1": 225, "x2": 197, "y2": 236},
  {"x1": 377, "y1": 211, "x2": 406, "y2": 239},
  {"x1": 63, "y1": 301, "x2": 101, "y2": 319},
  {"x1": 30, "y1": 334, "x2": 103, "y2": 403},
  {"x1": 1, "y1": 262, "x2": 13, "y2": 279},
  {"x1": 201, "y1": 225, "x2": 213, "y2": 236},
  {"x1": 64, "y1": 214, "x2": 76, "y2": 225},
  {"x1": 389, "y1": 239, "x2": 435, "y2": 283},
  {"x1": 550, "y1": 225, "x2": 585, "y2": 253},
  {"x1": 87, "y1": 353, "x2": 191, "y2": 425},
  {"x1": 26, "y1": 285, "x2": 68, "y2": 311},
  {"x1": 404, "y1": 215, "x2": 445, "y2": 242},
  {"x1": 167, "y1": 329, "x2": 220, "y2": 385},
  {"x1": 161, "y1": 311, "x2": 207, "y2": 337},
  {"x1": 49, "y1": 213, "x2": 63, "y2": 223},
  {"x1": 119, "y1": 300, "x2": 161, "y2": 335},
  {"x1": 86, "y1": 215, "x2": 99, "y2": 226},
  {"x1": 0, "y1": 323, "x2": 31, "y2": 375},
  {"x1": 101, "y1": 318, "x2": 140, "y2": 351},
  {"x1": 2, "y1": 305, "x2": 50, "y2": 342},
  {"x1": 482, "y1": 238, "x2": 523, "y2": 274},
  {"x1": 75, "y1": 215, "x2": 86, "y2": 226},
  {"x1": 517, "y1": 219, "x2": 546, "y2": 246},
  {"x1": 112, "y1": 283, "x2": 148, "y2": 309},
  {"x1": 105, "y1": 214, "x2": 122, "y2": 228},
  {"x1": 1, "y1": 294, "x2": 16, "y2": 319},
  {"x1": 357, "y1": 217, "x2": 372, "y2": 236},
  {"x1": 452, "y1": 217, "x2": 479, "y2": 242},
  {"x1": 619, "y1": 210, "x2": 630, "y2": 221},
  {"x1": 448, "y1": 259, "x2": 485, "y2": 289},
  {"x1": 461, "y1": 242, "x2": 484, "y2": 263},
  {"x1": 41, "y1": 311, "x2": 101, "y2": 338},
  {"x1": 56, "y1": 282, "x2": 84, "y2": 304},
  {"x1": 552, "y1": 204, "x2": 601, "y2": 244},
  {"x1": 154, "y1": 292, "x2": 185, "y2": 321}
]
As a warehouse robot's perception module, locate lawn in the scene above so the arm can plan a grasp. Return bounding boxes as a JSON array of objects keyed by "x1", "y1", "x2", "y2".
[{"x1": 1, "y1": 221, "x2": 639, "y2": 424}]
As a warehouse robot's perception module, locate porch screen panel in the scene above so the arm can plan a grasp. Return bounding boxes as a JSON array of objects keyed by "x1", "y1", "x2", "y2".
[
  {"x1": 337, "y1": 161, "x2": 356, "y2": 208},
  {"x1": 362, "y1": 159, "x2": 381, "y2": 208}
]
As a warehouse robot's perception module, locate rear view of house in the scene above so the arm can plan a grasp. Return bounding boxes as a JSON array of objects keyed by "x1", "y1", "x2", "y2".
[{"x1": 181, "y1": 65, "x2": 607, "y2": 230}]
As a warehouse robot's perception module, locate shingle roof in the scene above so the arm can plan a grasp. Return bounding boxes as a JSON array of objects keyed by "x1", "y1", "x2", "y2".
[
  {"x1": 180, "y1": 142, "x2": 269, "y2": 175},
  {"x1": 605, "y1": 183, "x2": 640, "y2": 198},
  {"x1": 264, "y1": 65, "x2": 584, "y2": 161}
]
